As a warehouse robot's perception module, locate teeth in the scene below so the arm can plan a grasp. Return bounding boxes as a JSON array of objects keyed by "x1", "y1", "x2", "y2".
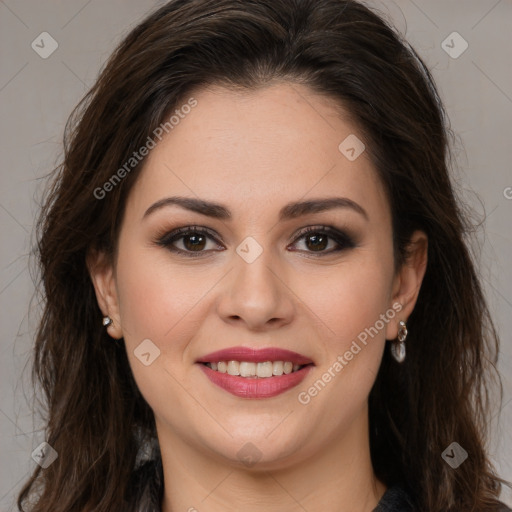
[
  {"x1": 227, "y1": 361, "x2": 240, "y2": 376},
  {"x1": 257, "y1": 361, "x2": 273, "y2": 378},
  {"x1": 206, "y1": 360, "x2": 305, "y2": 378},
  {"x1": 272, "y1": 361, "x2": 284, "y2": 376},
  {"x1": 239, "y1": 362, "x2": 256, "y2": 377}
]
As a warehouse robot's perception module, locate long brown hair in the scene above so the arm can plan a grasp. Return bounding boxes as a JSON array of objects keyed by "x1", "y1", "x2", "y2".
[{"x1": 18, "y1": 0, "x2": 510, "y2": 510}]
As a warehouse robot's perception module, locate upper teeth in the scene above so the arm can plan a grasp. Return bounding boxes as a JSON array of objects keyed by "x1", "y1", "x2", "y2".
[{"x1": 206, "y1": 361, "x2": 302, "y2": 378}]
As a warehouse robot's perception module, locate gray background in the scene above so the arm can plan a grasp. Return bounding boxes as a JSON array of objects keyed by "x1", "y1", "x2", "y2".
[{"x1": 0, "y1": 0, "x2": 511, "y2": 509}]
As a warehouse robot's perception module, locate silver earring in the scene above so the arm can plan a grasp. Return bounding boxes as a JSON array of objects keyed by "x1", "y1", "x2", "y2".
[
  {"x1": 102, "y1": 316, "x2": 113, "y2": 328},
  {"x1": 391, "y1": 320, "x2": 407, "y2": 363}
]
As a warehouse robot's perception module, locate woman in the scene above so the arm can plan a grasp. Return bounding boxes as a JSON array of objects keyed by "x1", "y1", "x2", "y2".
[{"x1": 17, "y1": 0, "x2": 511, "y2": 510}]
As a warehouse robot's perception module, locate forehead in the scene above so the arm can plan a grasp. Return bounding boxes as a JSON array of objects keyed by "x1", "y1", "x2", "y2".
[{"x1": 125, "y1": 82, "x2": 390, "y2": 225}]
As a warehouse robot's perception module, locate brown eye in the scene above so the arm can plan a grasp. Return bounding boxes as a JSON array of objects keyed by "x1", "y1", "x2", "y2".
[
  {"x1": 289, "y1": 226, "x2": 356, "y2": 255},
  {"x1": 156, "y1": 226, "x2": 223, "y2": 257},
  {"x1": 303, "y1": 232, "x2": 329, "y2": 252},
  {"x1": 182, "y1": 232, "x2": 207, "y2": 251}
]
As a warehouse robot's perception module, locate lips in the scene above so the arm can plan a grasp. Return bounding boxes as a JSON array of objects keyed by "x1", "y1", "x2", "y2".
[
  {"x1": 196, "y1": 346, "x2": 314, "y2": 365},
  {"x1": 196, "y1": 346, "x2": 314, "y2": 399}
]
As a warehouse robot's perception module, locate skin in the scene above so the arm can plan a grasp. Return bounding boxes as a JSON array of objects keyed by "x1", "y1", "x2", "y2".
[{"x1": 89, "y1": 82, "x2": 428, "y2": 512}]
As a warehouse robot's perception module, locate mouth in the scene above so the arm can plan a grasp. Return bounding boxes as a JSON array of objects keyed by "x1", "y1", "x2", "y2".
[
  {"x1": 196, "y1": 346, "x2": 315, "y2": 398},
  {"x1": 200, "y1": 360, "x2": 312, "y2": 377}
]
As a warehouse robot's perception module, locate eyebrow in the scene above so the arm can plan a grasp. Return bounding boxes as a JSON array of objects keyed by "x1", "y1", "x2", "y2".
[{"x1": 143, "y1": 195, "x2": 369, "y2": 221}]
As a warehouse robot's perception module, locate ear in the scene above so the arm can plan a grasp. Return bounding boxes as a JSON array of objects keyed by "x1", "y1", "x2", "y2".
[
  {"x1": 385, "y1": 230, "x2": 428, "y2": 340},
  {"x1": 86, "y1": 248, "x2": 123, "y2": 339}
]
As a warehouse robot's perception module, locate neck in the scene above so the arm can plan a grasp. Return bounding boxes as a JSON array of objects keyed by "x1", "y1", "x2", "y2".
[{"x1": 158, "y1": 406, "x2": 386, "y2": 512}]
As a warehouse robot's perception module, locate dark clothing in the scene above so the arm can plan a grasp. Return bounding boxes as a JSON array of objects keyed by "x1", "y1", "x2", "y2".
[
  {"x1": 373, "y1": 485, "x2": 415, "y2": 511},
  {"x1": 373, "y1": 484, "x2": 512, "y2": 512}
]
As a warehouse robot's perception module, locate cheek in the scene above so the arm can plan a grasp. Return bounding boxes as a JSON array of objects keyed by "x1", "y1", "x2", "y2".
[
  {"x1": 300, "y1": 254, "x2": 393, "y2": 399},
  {"x1": 342, "y1": 265, "x2": 391, "y2": 341},
  {"x1": 115, "y1": 245, "x2": 205, "y2": 342},
  {"x1": 114, "y1": 248, "x2": 205, "y2": 411},
  {"x1": 290, "y1": 258, "x2": 394, "y2": 439},
  {"x1": 298, "y1": 256, "x2": 393, "y2": 348}
]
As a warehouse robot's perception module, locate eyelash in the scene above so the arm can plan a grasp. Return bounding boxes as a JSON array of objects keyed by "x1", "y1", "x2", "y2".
[{"x1": 155, "y1": 225, "x2": 356, "y2": 258}]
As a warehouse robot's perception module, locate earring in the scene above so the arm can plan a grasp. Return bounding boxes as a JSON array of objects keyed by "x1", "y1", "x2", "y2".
[
  {"x1": 102, "y1": 316, "x2": 113, "y2": 328},
  {"x1": 391, "y1": 320, "x2": 407, "y2": 363}
]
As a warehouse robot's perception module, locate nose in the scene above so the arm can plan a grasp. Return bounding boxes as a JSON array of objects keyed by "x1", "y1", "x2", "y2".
[{"x1": 216, "y1": 243, "x2": 295, "y2": 332}]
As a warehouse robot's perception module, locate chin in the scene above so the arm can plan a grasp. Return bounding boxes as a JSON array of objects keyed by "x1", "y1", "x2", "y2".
[{"x1": 201, "y1": 430, "x2": 307, "y2": 471}]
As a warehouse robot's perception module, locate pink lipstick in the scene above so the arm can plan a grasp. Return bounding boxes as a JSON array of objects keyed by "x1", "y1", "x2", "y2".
[{"x1": 196, "y1": 346, "x2": 314, "y2": 399}]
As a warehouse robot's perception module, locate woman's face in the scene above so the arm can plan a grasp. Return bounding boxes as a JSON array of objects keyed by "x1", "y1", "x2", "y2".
[{"x1": 92, "y1": 82, "x2": 425, "y2": 470}]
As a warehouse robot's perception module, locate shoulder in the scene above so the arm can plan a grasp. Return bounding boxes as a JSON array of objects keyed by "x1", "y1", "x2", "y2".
[
  {"x1": 373, "y1": 485, "x2": 512, "y2": 512},
  {"x1": 373, "y1": 485, "x2": 415, "y2": 512}
]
